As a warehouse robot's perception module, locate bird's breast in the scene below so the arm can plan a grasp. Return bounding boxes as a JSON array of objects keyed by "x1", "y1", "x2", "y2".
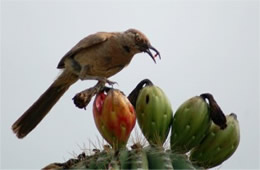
[{"x1": 71, "y1": 39, "x2": 135, "y2": 78}]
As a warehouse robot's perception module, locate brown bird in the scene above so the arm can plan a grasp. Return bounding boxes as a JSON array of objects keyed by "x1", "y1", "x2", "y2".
[{"x1": 12, "y1": 29, "x2": 161, "y2": 138}]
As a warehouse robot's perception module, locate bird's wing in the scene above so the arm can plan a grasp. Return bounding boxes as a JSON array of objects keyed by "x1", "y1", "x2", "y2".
[{"x1": 57, "y1": 32, "x2": 109, "y2": 69}]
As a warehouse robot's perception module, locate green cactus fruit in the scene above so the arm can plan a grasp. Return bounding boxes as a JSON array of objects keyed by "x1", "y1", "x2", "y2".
[
  {"x1": 171, "y1": 96, "x2": 211, "y2": 153},
  {"x1": 93, "y1": 89, "x2": 136, "y2": 150},
  {"x1": 135, "y1": 85, "x2": 173, "y2": 146},
  {"x1": 190, "y1": 113, "x2": 240, "y2": 168}
]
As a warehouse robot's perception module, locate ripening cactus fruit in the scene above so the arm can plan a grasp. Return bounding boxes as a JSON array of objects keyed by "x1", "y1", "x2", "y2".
[
  {"x1": 93, "y1": 89, "x2": 136, "y2": 150},
  {"x1": 190, "y1": 113, "x2": 240, "y2": 168},
  {"x1": 135, "y1": 85, "x2": 173, "y2": 146},
  {"x1": 170, "y1": 96, "x2": 211, "y2": 153}
]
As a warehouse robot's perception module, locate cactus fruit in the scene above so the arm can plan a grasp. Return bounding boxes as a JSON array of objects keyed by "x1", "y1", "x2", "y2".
[
  {"x1": 170, "y1": 96, "x2": 211, "y2": 153},
  {"x1": 135, "y1": 84, "x2": 173, "y2": 146},
  {"x1": 44, "y1": 79, "x2": 240, "y2": 169},
  {"x1": 93, "y1": 89, "x2": 136, "y2": 150},
  {"x1": 190, "y1": 113, "x2": 240, "y2": 168}
]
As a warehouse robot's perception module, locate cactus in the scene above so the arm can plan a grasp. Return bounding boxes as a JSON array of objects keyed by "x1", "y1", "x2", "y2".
[
  {"x1": 131, "y1": 79, "x2": 173, "y2": 146},
  {"x1": 93, "y1": 89, "x2": 136, "y2": 150},
  {"x1": 190, "y1": 113, "x2": 240, "y2": 168},
  {"x1": 146, "y1": 147, "x2": 174, "y2": 169},
  {"x1": 170, "y1": 96, "x2": 211, "y2": 153},
  {"x1": 129, "y1": 143, "x2": 149, "y2": 169},
  {"x1": 168, "y1": 152, "x2": 197, "y2": 169},
  {"x1": 43, "y1": 79, "x2": 240, "y2": 170},
  {"x1": 43, "y1": 144, "x2": 201, "y2": 169}
]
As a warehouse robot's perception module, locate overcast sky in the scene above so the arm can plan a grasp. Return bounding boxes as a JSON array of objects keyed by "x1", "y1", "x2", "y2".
[{"x1": 1, "y1": 0, "x2": 259, "y2": 169}]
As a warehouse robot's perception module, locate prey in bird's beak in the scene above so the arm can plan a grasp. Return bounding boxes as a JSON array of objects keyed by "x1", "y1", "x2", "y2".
[{"x1": 144, "y1": 45, "x2": 161, "y2": 63}]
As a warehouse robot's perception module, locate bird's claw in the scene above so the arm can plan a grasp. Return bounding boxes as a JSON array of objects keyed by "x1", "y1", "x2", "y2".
[
  {"x1": 106, "y1": 79, "x2": 118, "y2": 86},
  {"x1": 98, "y1": 78, "x2": 118, "y2": 86}
]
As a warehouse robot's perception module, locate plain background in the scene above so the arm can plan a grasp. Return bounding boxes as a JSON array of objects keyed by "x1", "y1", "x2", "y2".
[{"x1": 1, "y1": 0, "x2": 259, "y2": 169}]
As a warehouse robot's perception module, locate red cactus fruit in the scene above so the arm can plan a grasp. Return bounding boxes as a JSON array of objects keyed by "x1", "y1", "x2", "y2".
[{"x1": 93, "y1": 89, "x2": 136, "y2": 150}]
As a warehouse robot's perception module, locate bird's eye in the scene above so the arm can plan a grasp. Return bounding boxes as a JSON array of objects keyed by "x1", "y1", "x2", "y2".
[{"x1": 135, "y1": 34, "x2": 141, "y2": 42}]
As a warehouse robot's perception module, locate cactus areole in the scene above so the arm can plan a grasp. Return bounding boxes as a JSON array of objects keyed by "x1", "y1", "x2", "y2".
[{"x1": 93, "y1": 89, "x2": 136, "y2": 149}]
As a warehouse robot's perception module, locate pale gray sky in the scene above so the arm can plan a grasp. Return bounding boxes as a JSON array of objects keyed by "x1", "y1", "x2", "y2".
[{"x1": 1, "y1": 0, "x2": 259, "y2": 169}]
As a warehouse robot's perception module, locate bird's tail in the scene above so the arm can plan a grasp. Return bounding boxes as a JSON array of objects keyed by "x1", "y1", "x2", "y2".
[{"x1": 12, "y1": 70, "x2": 78, "y2": 138}]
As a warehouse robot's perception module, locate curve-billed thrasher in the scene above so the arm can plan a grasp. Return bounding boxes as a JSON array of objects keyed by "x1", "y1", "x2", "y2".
[{"x1": 12, "y1": 28, "x2": 160, "y2": 138}]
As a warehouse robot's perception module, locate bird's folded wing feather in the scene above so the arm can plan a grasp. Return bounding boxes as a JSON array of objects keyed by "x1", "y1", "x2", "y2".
[{"x1": 57, "y1": 32, "x2": 110, "y2": 69}]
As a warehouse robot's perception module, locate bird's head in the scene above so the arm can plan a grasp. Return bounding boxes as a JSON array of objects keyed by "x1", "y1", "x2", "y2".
[{"x1": 124, "y1": 29, "x2": 161, "y2": 63}]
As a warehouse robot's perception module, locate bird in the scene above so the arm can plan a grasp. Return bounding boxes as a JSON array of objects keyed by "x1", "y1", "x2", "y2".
[{"x1": 12, "y1": 28, "x2": 161, "y2": 138}]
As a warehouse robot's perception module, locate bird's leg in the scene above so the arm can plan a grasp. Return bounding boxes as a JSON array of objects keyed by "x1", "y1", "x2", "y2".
[
  {"x1": 79, "y1": 65, "x2": 117, "y2": 86},
  {"x1": 81, "y1": 75, "x2": 117, "y2": 86},
  {"x1": 73, "y1": 81, "x2": 106, "y2": 109},
  {"x1": 93, "y1": 77, "x2": 118, "y2": 86},
  {"x1": 73, "y1": 65, "x2": 118, "y2": 109}
]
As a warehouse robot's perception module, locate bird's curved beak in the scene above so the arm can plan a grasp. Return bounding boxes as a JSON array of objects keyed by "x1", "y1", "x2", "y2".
[{"x1": 145, "y1": 45, "x2": 161, "y2": 63}]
